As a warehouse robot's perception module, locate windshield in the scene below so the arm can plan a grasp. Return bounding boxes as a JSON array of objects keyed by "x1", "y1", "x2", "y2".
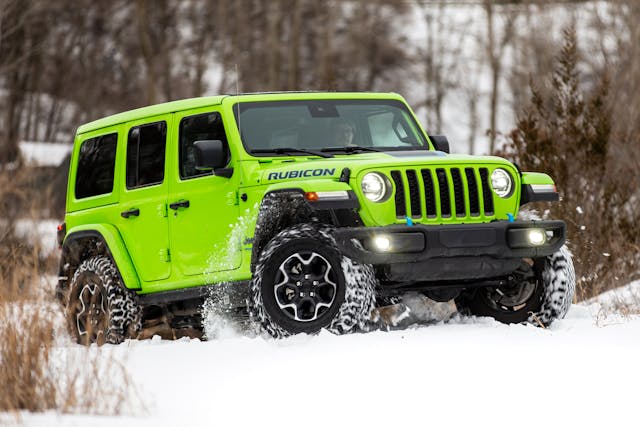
[{"x1": 233, "y1": 99, "x2": 429, "y2": 156}]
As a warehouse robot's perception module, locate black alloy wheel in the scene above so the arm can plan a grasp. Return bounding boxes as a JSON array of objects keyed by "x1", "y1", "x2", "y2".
[
  {"x1": 273, "y1": 251, "x2": 339, "y2": 323},
  {"x1": 259, "y1": 239, "x2": 346, "y2": 335}
]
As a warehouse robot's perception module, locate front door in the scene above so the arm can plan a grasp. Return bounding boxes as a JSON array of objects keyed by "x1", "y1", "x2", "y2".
[
  {"x1": 117, "y1": 117, "x2": 171, "y2": 282},
  {"x1": 168, "y1": 108, "x2": 241, "y2": 277}
]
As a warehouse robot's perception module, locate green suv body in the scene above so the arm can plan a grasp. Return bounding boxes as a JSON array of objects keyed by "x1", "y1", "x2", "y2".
[{"x1": 57, "y1": 92, "x2": 575, "y2": 342}]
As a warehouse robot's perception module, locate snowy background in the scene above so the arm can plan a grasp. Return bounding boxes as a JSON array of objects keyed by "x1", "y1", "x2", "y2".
[{"x1": 1, "y1": 1, "x2": 639, "y2": 425}]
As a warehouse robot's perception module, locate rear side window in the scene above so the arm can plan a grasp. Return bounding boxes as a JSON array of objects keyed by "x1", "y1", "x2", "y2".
[
  {"x1": 75, "y1": 133, "x2": 117, "y2": 199},
  {"x1": 126, "y1": 121, "x2": 167, "y2": 189},
  {"x1": 179, "y1": 112, "x2": 228, "y2": 179}
]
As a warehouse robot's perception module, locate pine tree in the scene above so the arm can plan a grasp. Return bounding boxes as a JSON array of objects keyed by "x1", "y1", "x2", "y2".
[{"x1": 502, "y1": 25, "x2": 633, "y2": 299}]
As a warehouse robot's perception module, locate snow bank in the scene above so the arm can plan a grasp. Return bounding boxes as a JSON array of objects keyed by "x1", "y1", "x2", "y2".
[
  {"x1": 19, "y1": 142, "x2": 72, "y2": 167},
  {"x1": 587, "y1": 280, "x2": 640, "y2": 316},
  {"x1": 13, "y1": 219, "x2": 60, "y2": 256}
]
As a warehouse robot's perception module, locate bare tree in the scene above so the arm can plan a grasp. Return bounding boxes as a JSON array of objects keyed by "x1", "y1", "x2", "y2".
[{"x1": 484, "y1": 0, "x2": 516, "y2": 154}]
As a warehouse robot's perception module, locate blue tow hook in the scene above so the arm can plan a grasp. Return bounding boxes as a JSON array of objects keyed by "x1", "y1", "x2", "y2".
[
  {"x1": 405, "y1": 216, "x2": 414, "y2": 227},
  {"x1": 507, "y1": 213, "x2": 515, "y2": 223}
]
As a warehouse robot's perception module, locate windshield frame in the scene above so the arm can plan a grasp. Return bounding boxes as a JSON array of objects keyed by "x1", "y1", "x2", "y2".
[{"x1": 232, "y1": 99, "x2": 430, "y2": 157}]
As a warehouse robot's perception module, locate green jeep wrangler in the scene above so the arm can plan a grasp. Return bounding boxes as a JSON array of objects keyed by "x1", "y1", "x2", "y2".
[{"x1": 56, "y1": 92, "x2": 575, "y2": 343}]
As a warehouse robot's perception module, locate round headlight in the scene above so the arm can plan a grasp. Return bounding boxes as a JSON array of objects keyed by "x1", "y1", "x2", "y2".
[
  {"x1": 491, "y1": 168, "x2": 513, "y2": 198},
  {"x1": 361, "y1": 173, "x2": 387, "y2": 202}
]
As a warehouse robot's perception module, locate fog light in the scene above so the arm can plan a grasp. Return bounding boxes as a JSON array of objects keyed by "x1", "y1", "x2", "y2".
[
  {"x1": 527, "y1": 229, "x2": 546, "y2": 246},
  {"x1": 373, "y1": 236, "x2": 391, "y2": 252}
]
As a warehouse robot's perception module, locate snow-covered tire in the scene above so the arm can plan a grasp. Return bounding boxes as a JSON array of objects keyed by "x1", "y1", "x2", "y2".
[
  {"x1": 249, "y1": 223, "x2": 377, "y2": 338},
  {"x1": 456, "y1": 245, "x2": 575, "y2": 327},
  {"x1": 65, "y1": 256, "x2": 142, "y2": 345},
  {"x1": 532, "y1": 245, "x2": 576, "y2": 325}
]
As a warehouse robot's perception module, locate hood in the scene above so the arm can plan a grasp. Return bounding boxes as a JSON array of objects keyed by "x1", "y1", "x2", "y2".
[{"x1": 242, "y1": 151, "x2": 517, "y2": 186}]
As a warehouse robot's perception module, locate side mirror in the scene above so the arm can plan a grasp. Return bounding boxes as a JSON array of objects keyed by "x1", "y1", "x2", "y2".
[
  {"x1": 429, "y1": 135, "x2": 450, "y2": 154},
  {"x1": 194, "y1": 140, "x2": 227, "y2": 170}
]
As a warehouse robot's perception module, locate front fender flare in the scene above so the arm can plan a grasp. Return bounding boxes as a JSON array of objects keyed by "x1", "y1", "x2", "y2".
[{"x1": 250, "y1": 183, "x2": 360, "y2": 272}]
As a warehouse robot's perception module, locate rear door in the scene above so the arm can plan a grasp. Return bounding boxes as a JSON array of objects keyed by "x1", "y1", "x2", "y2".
[
  {"x1": 117, "y1": 117, "x2": 171, "y2": 282},
  {"x1": 168, "y1": 107, "x2": 241, "y2": 277}
]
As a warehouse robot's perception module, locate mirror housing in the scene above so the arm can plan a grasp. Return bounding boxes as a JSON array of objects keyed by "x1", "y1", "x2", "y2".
[
  {"x1": 429, "y1": 135, "x2": 450, "y2": 154},
  {"x1": 194, "y1": 140, "x2": 227, "y2": 171}
]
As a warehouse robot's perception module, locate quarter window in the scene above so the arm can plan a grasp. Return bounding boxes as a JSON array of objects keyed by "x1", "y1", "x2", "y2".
[
  {"x1": 179, "y1": 112, "x2": 229, "y2": 179},
  {"x1": 126, "y1": 121, "x2": 167, "y2": 189},
  {"x1": 75, "y1": 133, "x2": 117, "y2": 199}
]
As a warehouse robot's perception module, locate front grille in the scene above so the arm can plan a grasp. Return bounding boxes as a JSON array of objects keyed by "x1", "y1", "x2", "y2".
[
  {"x1": 436, "y1": 169, "x2": 451, "y2": 217},
  {"x1": 421, "y1": 169, "x2": 437, "y2": 217},
  {"x1": 465, "y1": 168, "x2": 480, "y2": 216},
  {"x1": 450, "y1": 168, "x2": 465, "y2": 217},
  {"x1": 479, "y1": 168, "x2": 494, "y2": 216},
  {"x1": 406, "y1": 170, "x2": 421, "y2": 218},
  {"x1": 390, "y1": 171, "x2": 406, "y2": 218},
  {"x1": 391, "y1": 167, "x2": 495, "y2": 221}
]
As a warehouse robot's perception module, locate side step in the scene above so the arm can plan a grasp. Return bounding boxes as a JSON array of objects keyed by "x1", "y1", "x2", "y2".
[{"x1": 138, "y1": 281, "x2": 250, "y2": 307}]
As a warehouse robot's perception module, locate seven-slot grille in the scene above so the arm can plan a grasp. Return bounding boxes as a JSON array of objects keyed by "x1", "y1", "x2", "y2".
[{"x1": 389, "y1": 167, "x2": 495, "y2": 220}]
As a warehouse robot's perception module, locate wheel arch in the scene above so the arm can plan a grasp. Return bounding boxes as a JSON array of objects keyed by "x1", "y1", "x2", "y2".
[
  {"x1": 57, "y1": 224, "x2": 140, "y2": 302},
  {"x1": 250, "y1": 187, "x2": 361, "y2": 273},
  {"x1": 251, "y1": 190, "x2": 313, "y2": 273},
  {"x1": 249, "y1": 222, "x2": 377, "y2": 338}
]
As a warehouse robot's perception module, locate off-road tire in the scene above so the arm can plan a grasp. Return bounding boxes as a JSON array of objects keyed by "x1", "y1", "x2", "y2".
[
  {"x1": 65, "y1": 256, "x2": 142, "y2": 345},
  {"x1": 249, "y1": 223, "x2": 377, "y2": 338},
  {"x1": 456, "y1": 245, "x2": 575, "y2": 327}
]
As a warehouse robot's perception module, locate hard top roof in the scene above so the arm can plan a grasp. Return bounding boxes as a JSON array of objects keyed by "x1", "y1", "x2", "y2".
[{"x1": 76, "y1": 92, "x2": 402, "y2": 135}]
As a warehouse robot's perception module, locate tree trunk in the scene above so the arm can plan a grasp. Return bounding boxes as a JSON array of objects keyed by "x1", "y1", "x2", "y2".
[
  {"x1": 485, "y1": 0, "x2": 498, "y2": 154},
  {"x1": 287, "y1": 0, "x2": 302, "y2": 90},
  {"x1": 136, "y1": 0, "x2": 158, "y2": 105},
  {"x1": 319, "y1": 0, "x2": 335, "y2": 90}
]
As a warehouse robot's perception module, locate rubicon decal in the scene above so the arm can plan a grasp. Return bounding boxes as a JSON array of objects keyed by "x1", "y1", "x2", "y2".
[{"x1": 267, "y1": 168, "x2": 336, "y2": 180}]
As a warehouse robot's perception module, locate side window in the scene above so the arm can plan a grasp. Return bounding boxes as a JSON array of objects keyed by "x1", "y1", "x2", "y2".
[
  {"x1": 126, "y1": 121, "x2": 167, "y2": 189},
  {"x1": 368, "y1": 112, "x2": 403, "y2": 146},
  {"x1": 75, "y1": 133, "x2": 117, "y2": 199},
  {"x1": 179, "y1": 112, "x2": 229, "y2": 179},
  {"x1": 368, "y1": 111, "x2": 419, "y2": 147}
]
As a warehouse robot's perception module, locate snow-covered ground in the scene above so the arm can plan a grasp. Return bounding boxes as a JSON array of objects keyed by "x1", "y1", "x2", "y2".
[{"x1": 11, "y1": 288, "x2": 640, "y2": 427}]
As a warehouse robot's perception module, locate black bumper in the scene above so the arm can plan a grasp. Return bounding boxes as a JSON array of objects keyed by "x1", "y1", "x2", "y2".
[{"x1": 334, "y1": 220, "x2": 566, "y2": 282}]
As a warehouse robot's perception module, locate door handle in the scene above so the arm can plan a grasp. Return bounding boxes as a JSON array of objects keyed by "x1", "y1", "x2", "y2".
[
  {"x1": 169, "y1": 200, "x2": 190, "y2": 210},
  {"x1": 121, "y1": 208, "x2": 140, "y2": 218}
]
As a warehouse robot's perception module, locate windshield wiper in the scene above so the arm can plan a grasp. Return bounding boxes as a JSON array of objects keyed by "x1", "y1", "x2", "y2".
[
  {"x1": 250, "y1": 148, "x2": 333, "y2": 158},
  {"x1": 321, "y1": 146, "x2": 383, "y2": 154}
]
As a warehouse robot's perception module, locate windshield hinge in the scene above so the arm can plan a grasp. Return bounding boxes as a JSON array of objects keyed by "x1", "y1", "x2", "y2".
[{"x1": 339, "y1": 168, "x2": 351, "y2": 182}]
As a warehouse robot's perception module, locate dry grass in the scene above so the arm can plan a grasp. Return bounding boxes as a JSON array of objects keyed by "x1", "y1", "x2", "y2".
[
  {"x1": 0, "y1": 305, "x2": 57, "y2": 412},
  {"x1": 0, "y1": 299, "x2": 140, "y2": 416},
  {"x1": 0, "y1": 168, "x2": 141, "y2": 417},
  {"x1": 590, "y1": 282, "x2": 640, "y2": 323}
]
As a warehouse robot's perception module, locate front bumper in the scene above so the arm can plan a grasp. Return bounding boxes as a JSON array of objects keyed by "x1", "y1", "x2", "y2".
[{"x1": 334, "y1": 220, "x2": 566, "y2": 282}]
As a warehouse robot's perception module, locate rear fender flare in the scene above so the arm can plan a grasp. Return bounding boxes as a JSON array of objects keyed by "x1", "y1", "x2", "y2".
[{"x1": 60, "y1": 224, "x2": 140, "y2": 290}]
